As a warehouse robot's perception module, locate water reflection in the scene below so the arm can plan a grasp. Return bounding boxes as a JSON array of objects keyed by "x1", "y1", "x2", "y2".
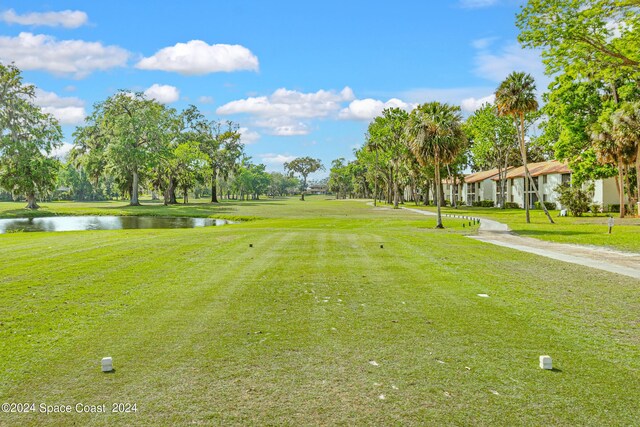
[{"x1": 0, "y1": 216, "x2": 232, "y2": 234}]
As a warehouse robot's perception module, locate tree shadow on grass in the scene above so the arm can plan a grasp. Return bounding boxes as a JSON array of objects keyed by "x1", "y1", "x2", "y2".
[
  {"x1": 515, "y1": 230, "x2": 594, "y2": 237},
  {"x1": 0, "y1": 209, "x2": 57, "y2": 219},
  {"x1": 100, "y1": 203, "x2": 236, "y2": 215}
]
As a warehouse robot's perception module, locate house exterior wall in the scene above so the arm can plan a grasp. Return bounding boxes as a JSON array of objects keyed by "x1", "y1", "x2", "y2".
[
  {"x1": 504, "y1": 174, "x2": 565, "y2": 208},
  {"x1": 539, "y1": 173, "x2": 564, "y2": 207},
  {"x1": 460, "y1": 166, "x2": 618, "y2": 210},
  {"x1": 592, "y1": 177, "x2": 620, "y2": 207},
  {"x1": 510, "y1": 177, "x2": 525, "y2": 207},
  {"x1": 478, "y1": 180, "x2": 493, "y2": 202}
]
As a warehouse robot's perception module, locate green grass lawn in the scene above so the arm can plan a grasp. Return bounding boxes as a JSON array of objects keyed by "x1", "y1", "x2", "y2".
[
  {"x1": 0, "y1": 197, "x2": 638, "y2": 425},
  {"x1": 406, "y1": 204, "x2": 640, "y2": 253}
]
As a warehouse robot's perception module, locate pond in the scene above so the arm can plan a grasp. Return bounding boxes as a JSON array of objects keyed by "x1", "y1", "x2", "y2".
[{"x1": 0, "y1": 216, "x2": 233, "y2": 234}]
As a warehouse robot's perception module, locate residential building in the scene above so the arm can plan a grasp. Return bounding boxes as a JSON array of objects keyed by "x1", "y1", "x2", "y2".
[
  {"x1": 460, "y1": 160, "x2": 620, "y2": 209},
  {"x1": 463, "y1": 168, "x2": 511, "y2": 206}
]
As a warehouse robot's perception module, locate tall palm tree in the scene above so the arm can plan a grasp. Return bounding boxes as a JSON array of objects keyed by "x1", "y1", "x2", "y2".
[
  {"x1": 495, "y1": 71, "x2": 554, "y2": 224},
  {"x1": 365, "y1": 122, "x2": 384, "y2": 206},
  {"x1": 405, "y1": 102, "x2": 466, "y2": 228},
  {"x1": 612, "y1": 102, "x2": 640, "y2": 215},
  {"x1": 591, "y1": 116, "x2": 628, "y2": 217}
]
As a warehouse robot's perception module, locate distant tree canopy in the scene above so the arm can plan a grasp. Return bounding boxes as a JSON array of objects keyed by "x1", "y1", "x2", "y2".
[
  {"x1": 284, "y1": 157, "x2": 325, "y2": 201},
  {"x1": 71, "y1": 92, "x2": 255, "y2": 205},
  {"x1": 0, "y1": 63, "x2": 62, "y2": 209},
  {"x1": 518, "y1": 0, "x2": 640, "y2": 217}
]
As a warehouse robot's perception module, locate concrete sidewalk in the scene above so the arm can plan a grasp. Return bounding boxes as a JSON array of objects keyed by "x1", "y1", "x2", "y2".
[{"x1": 402, "y1": 207, "x2": 640, "y2": 280}]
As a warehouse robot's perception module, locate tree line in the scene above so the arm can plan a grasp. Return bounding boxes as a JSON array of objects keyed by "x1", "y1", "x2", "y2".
[
  {"x1": 0, "y1": 63, "x2": 305, "y2": 208},
  {"x1": 330, "y1": 0, "x2": 640, "y2": 222}
]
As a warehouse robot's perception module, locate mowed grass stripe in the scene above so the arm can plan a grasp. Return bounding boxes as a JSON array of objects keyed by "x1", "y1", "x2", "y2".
[{"x1": 0, "y1": 226, "x2": 289, "y2": 425}]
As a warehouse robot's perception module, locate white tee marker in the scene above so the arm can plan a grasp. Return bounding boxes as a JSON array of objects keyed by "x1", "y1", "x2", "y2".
[
  {"x1": 539, "y1": 355, "x2": 553, "y2": 370},
  {"x1": 101, "y1": 357, "x2": 113, "y2": 372}
]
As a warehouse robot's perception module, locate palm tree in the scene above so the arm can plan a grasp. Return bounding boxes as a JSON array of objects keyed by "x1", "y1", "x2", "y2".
[
  {"x1": 405, "y1": 102, "x2": 466, "y2": 228},
  {"x1": 495, "y1": 71, "x2": 554, "y2": 224},
  {"x1": 365, "y1": 123, "x2": 384, "y2": 206},
  {"x1": 612, "y1": 102, "x2": 640, "y2": 215},
  {"x1": 591, "y1": 116, "x2": 628, "y2": 217}
]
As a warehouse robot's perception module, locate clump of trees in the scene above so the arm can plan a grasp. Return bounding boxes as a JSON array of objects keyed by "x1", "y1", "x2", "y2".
[
  {"x1": 72, "y1": 92, "x2": 247, "y2": 206},
  {"x1": 329, "y1": 104, "x2": 467, "y2": 228},
  {"x1": 284, "y1": 156, "x2": 324, "y2": 201},
  {"x1": 518, "y1": 0, "x2": 640, "y2": 217},
  {"x1": 0, "y1": 63, "x2": 306, "y2": 208},
  {"x1": 0, "y1": 64, "x2": 62, "y2": 209},
  {"x1": 329, "y1": 0, "x2": 640, "y2": 223}
]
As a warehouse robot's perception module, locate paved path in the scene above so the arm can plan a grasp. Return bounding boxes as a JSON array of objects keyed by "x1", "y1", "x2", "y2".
[{"x1": 402, "y1": 207, "x2": 640, "y2": 280}]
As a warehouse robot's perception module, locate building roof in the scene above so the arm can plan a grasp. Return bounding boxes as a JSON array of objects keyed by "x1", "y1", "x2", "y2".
[
  {"x1": 464, "y1": 167, "x2": 510, "y2": 184},
  {"x1": 495, "y1": 160, "x2": 571, "y2": 180}
]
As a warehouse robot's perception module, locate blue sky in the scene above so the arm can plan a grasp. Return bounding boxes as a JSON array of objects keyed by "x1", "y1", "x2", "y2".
[{"x1": 0, "y1": 0, "x2": 545, "y2": 177}]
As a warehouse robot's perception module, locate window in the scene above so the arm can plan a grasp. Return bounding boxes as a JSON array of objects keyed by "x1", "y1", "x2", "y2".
[
  {"x1": 562, "y1": 173, "x2": 571, "y2": 184},
  {"x1": 466, "y1": 182, "x2": 475, "y2": 205},
  {"x1": 543, "y1": 175, "x2": 548, "y2": 184}
]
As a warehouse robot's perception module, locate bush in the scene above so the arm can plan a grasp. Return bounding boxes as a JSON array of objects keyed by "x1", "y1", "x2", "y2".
[
  {"x1": 471, "y1": 200, "x2": 494, "y2": 207},
  {"x1": 504, "y1": 202, "x2": 520, "y2": 209},
  {"x1": 554, "y1": 184, "x2": 591, "y2": 216},
  {"x1": 606, "y1": 204, "x2": 620, "y2": 213},
  {"x1": 534, "y1": 201, "x2": 557, "y2": 211},
  {"x1": 590, "y1": 203, "x2": 601, "y2": 215}
]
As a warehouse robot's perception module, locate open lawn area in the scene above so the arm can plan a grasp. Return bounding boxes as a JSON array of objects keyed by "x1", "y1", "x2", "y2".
[
  {"x1": 0, "y1": 197, "x2": 638, "y2": 425},
  {"x1": 408, "y1": 204, "x2": 640, "y2": 253}
]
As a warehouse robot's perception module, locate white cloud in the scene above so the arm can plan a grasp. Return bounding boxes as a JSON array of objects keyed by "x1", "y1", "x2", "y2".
[
  {"x1": 218, "y1": 87, "x2": 354, "y2": 118},
  {"x1": 460, "y1": 94, "x2": 495, "y2": 112},
  {"x1": 471, "y1": 37, "x2": 497, "y2": 49},
  {"x1": 339, "y1": 98, "x2": 415, "y2": 121},
  {"x1": 401, "y1": 87, "x2": 495, "y2": 105},
  {"x1": 400, "y1": 87, "x2": 502, "y2": 115},
  {"x1": 51, "y1": 141, "x2": 73, "y2": 160},
  {"x1": 34, "y1": 88, "x2": 86, "y2": 125},
  {"x1": 253, "y1": 117, "x2": 310, "y2": 136},
  {"x1": 459, "y1": 0, "x2": 499, "y2": 8},
  {"x1": 198, "y1": 95, "x2": 214, "y2": 104},
  {"x1": 135, "y1": 40, "x2": 259, "y2": 75},
  {"x1": 259, "y1": 153, "x2": 297, "y2": 168},
  {"x1": 0, "y1": 32, "x2": 129, "y2": 78},
  {"x1": 239, "y1": 127, "x2": 260, "y2": 144},
  {"x1": 473, "y1": 41, "x2": 547, "y2": 85},
  {"x1": 0, "y1": 9, "x2": 88, "y2": 28},
  {"x1": 271, "y1": 124, "x2": 308, "y2": 136},
  {"x1": 143, "y1": 84, "x2": 180, "y2": 104},
  {"x1": 217, "y1": 86, "x2": 354, "y2": 135}
]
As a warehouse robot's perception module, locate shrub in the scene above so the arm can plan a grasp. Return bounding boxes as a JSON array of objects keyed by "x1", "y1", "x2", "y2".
[
  {"x1": 471, "y1": 200, "x2": 494, "y2": 207},
  {"x1": 504, "y1": 202, "x2": 520, "y2": 209},
  {"x1": 534, "y1": 201, "x2": 557, "y2": 211},
  {"x1": 590, "y1": 203, "x2": 601, "y2": 215},
  {"x1": 554, "y1": 183, "x2": 591, "y2": 216},
  {"x1": 606, "y1": 204, "x2": 620, "y2": 213}
]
